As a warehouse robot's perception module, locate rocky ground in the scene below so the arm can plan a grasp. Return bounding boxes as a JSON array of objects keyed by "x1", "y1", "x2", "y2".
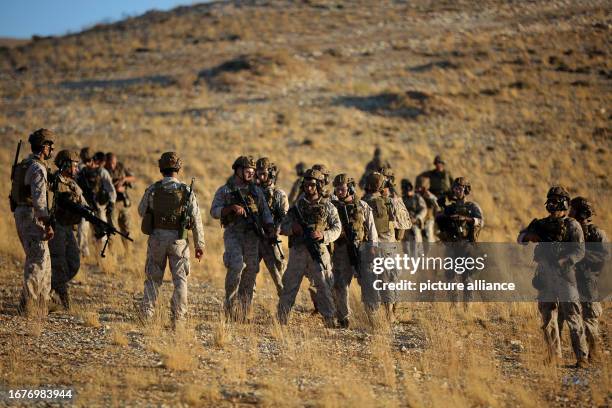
[{"x1": 0, "y1": 0, "x2": 610, "y2": 406}]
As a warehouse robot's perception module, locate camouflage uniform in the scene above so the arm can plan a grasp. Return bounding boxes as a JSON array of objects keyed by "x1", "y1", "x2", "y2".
[
  {"x1": 518, "y1": 187, "x2": 588, "y2": 364},
  {"x1": 259, "y1": 184, "x2": 289, "y2": 295},
  {"x1": 358, "y1": 148, "x2": 391, "y2": 190},
  {"x1": 278, "y1": 194, "x2": 341, "y2": 325},
  {"x1": 107, "y1": 161, "x2": 133, "y2": 242},
  {"x1": 76, "y1": 165, "x2": 116, "y2": 251},
  {"x1": 13, "y1": 154, "x2": 52, "y2": 309},
  {"x1": 288, "y1": 162, "x2": 306, "y2": 205},
  {"x1": 418, "y1": 155, "x2": 453, "y2": 199},
  {"x1": 415, "y1": 176, "x2": 440, "y2": 243},
  {"x1": 331, "y1": 196, "x2": 378, "y2": 324},
  {"x1": 436, "y1": 178, "x2": 484, "y2": 303},
  {"x1": 402, "y1": 192, "x2": 427, "y2": 256},
  {"x1": 210, "y1": 175, "x2": 273, "y2": 318},
  {"x1": 49, "y1": 165, "x2": 87, "y2": 308},
  {"x1": 139, "y1": 169, "x2": 205, "y2": 322}
]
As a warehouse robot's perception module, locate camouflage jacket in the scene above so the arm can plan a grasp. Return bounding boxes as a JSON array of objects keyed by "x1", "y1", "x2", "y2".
[{"x1": 281, "y1": 196, "x2": 341, "y2": 246}]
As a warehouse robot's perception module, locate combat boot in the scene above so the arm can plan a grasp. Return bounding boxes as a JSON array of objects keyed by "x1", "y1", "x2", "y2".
[
  {"x1": 323, "y1": 316, "x2": 336, "y2": 328},
  {"x1": 338, "y1": 317, "x2": 350, "y2": 329},
  {"x1": 574, "y1": 357, "x2": 589, "y2": 369}
]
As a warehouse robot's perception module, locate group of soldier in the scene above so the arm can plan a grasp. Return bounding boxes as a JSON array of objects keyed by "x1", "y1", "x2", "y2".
[
  {"x1": 10, "y1": 129, "x2": 136, "y2": 312},
  {"x1": 9, "y1": 131, "x2": 607, "y2": 369}
]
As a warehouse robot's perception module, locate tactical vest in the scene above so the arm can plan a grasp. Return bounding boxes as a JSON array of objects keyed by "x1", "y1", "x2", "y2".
[
  {"x1": 582, "y1": 223, "x2": 600, "y2": 243},
  {"x1": 295, "y1": 197, "x2": 327, "y2": 233},
  {"x1": 54, "y1": 176, "x2": 83, "y2": 226},
  {"x1": 152, "y1": 182, "x2": 187, "y2": 230},
  {"x1": 364, "y1": 195, "x2": 391, "y2": 234},
  {"x1": 221, "y1": 180, "x2": 259, "y2": 227},
  {"x1": 532, "y1": 216, "x2": 568, "y2": 242},
  {"x1": 79, "y1": 167, "x2": 110, "y2": 205},
  {"x1": 11, "y1": 157, "x2": 45, "y2": 207},
  {"x1": 332, "y1": 200, "x2": 365, "y2": 242}
]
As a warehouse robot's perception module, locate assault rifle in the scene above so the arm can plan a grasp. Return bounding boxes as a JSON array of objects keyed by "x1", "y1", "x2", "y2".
[
  {"x1": 292, "y1": 204, "x2": 325, "y2": 269},
  {"x1": 233, "y1": 188, "x2": 284, "y2": 260},
  {"x1": 178, "y1": 178, "x2": 195, "y2": 240},
  {"x1": 61, "y1": 199, "x2": 133, "y2": 257},
  {"x1": 338, "y1": 203, "x2": 361, "y2": 277},
  {"x1": 8, "y1": 140, "x2": 22, "y2": 211}
]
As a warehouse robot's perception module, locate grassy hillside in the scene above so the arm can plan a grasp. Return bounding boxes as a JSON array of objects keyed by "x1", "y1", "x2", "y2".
[{"x1": 0, "y1": 0, "x2": 610, "y2": 406}]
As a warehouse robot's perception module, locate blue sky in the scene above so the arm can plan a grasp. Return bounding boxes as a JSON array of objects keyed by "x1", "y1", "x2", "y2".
[{"x1": 0, "y1": 1, "x2": 196, "y2": 38}]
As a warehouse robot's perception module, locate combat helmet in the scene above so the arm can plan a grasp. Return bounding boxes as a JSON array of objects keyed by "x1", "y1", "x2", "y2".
[
  {"x1": 54, "y1": 149, "x2": 79, "y2": 169},
  {"x1": 232, "y1": 155, "x2": 256, "y2": 170},
  {"x1": 365, "y1": 172, "x2": 386, "y2": 193},
  {"x1": 452, "y1": 177, "x2": 471, "y2": 195},
  {"x1": 545, "y1": 185, "x2": 570, "y2": 212}
]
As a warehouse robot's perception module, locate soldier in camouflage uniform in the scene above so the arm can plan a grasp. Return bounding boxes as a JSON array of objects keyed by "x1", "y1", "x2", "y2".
[
  {"x1": 10, "y1": 129, "x2": 56, "y2": 315},
  {"x1": 288, "y1": 162, "x2": 306, "y2": 205},
  {"x1": 331, "y1": 174, "x2": 378, "y2": 328},
  {"x1": 105, "y1": 152, "x2": 136, "y2": 249},
  {"x1": 277, "y1": 169, "x2": 341, "y2": 327},
  {"x1": 76, "y1": 148, "x2": 93, "y2": 256},
  {"x1": 418, "y1": 155, "x2": 454, "y2": 199},
  {"x1": 563, "y1": 197, "x2": 608, "y2": 361},
  {"x1": 436, "y1": 177, "x2": 484, "y2": 303},
  {"x1": 361, "y1": 172, "x2": 410, "y2": 322},
  {"x1": 76, "y1": 151, "x2": 116, "y2": 250},
  {"x1": 255, "y1": 157, "x2": 288, "y2": 296},
  {"x1": 415, "y1": 175, "x2": 440, "y2": 244},
  {"x1": 139, "y1": 152, "x2": 205, "y2": 325},
  {"x1": 518, "y1": 186, "x2": 588, "y2": 367},
  {"x1": 401, "y1": 179, "x2": 426, "y2": 256},
  {"x1": 210, "y1": 156, "x2": 274, "y2": 321},
  {"x1": 48, "y1": 150, "x2": 88, "y2": 309},
  {"x1": 358, "y1": 147, "x2": 392, "y2": 190}
]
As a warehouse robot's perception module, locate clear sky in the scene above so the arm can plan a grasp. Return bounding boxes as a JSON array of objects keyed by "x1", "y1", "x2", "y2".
[{"x1": 0, "y1": 0, "x2": 196, "y2": 38}]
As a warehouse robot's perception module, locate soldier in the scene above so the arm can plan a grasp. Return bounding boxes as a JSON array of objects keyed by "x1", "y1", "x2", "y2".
[
  {"x1": 76, "y1": 148, "x2": 93, "y2": 256},
  {"x1": 564, "y1": 197, "x2": 608, "y2": 361},
  {"x1": 48, "y1": 150, "x2": 87, "y2": 309},
  {"x1": 210, "y1": 156, "x2": 274, "y2": 321},
  {"x1": 418, "y1": 155, "x2": 454, "y2": 199},
  {"x1": 288, "y1": 162, "x2": 306, "y2": 205},
  {"x1": 139, "y1": 152, "x2": 204, "y2": 326},
  {"x1": 10, "y1": 129, "x2": 55, "y2": 315},
  {"x1": 415, "y1": 175, "x2": 440, "y2": 244},
  {"x1": 77, "y1": 151, "x2": 116, "y2": 246},
  {"x1": 255, "y1": 157, "x2": 288, "y2": 296},
  {"x1": 362, "y1": 172, "x2": 407, "y2": 322},
  {"x1": 105, "y1": 152, "x2": 136, "y2": 248},
  {"x1": 359, "y1": 147, "x2": 392, "y2": 190},
  {"x1": 518, "y1": 186, "x2": 588, "y2": 367},
  {"x1": 436, "y1": 177, "x2": 484, "y2": 303},
  {"x1": 331, "y1": 174, "x2": 378, "y2": 328},
  {"x1": 277, "y1": 169, "x2": 341, "y2": 327},
  {"x1": 401, "y1": 179, "x2": 426, "y2": 256}
]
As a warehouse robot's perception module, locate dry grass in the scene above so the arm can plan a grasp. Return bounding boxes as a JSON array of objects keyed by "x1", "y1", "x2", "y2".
[{"x1": 0, "y1": 0, "x2": 610, "y2": 406}]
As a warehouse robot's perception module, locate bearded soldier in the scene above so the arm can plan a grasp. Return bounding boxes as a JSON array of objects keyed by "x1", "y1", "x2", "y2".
[
  {"x1": 105, "y1": 152, "x2": 136, "y2": 249},
  {"x1": 210, "y1": 156, "x2": 274, "y2": 321},
  {"x1": 362, "y1": 171, "x2": 408, "y2": 322},
  {"x1": 288, "y1": 162, "x2": 306, "y2": 205},
  {"x1": 401, "y1": 179, "x2": 426, "y2": 256},
  {"x1": 563, "y1": 197, "x2": 608, "y2": 361},
  {"x1": 518, "y1": 186, "x2": 588, "y2": 368},
  {"x1": 77, "y1": 151, "x2": 116, "y2": 248},
  {"x1": 255, "y1": 157, "x2": 288, "y2": 296},
  {"x1": 48, "y1": 150, "x2": 87, "y2": 309},
  {"x1": 277, "y1": 169, "x2": 341, "y2": 328},
  {"x1": 10, "y1": 129, "x2": 55, "y2": 315},
  {"x1": 331, "y1": 174, "x2": 378, "y2": 328},
  {"x1": 139, "y1": 152, "x2": 204, "y2": 327}
]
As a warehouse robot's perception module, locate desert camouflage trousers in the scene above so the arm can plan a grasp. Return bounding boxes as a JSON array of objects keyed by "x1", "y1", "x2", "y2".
[
  {"x1": 259, "y1": 241, "x2": 286, "y2": 296},
  {"x1": 49, "y1": 224, "x2": 80, "y2": 296},
  {"x1": 278, "y1": 244, "x2": 335, "y2": 323},
  {"x1": 223, "y1": 228, "x2": 260, "y2": 319},
  {"x1": 539, "y1": 301, "x2": 588, "y2": 361},
  {"x1": 559, "y1": 301, "x2": 602, "y2": 357},
  {"x1": 14, "y1": 206, "x2": 52, "y2": 307},
  {"x1": 332, "y1": 243, "x2": 358, "y2": 321},
  {"x1": 141, "y1": 229, "x2": 190, "y2": 321}
]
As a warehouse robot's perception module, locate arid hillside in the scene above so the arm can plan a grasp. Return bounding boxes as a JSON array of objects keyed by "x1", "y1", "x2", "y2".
[{"x1": 0, "y1": 0, "x2": 610, "y2": 407}]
